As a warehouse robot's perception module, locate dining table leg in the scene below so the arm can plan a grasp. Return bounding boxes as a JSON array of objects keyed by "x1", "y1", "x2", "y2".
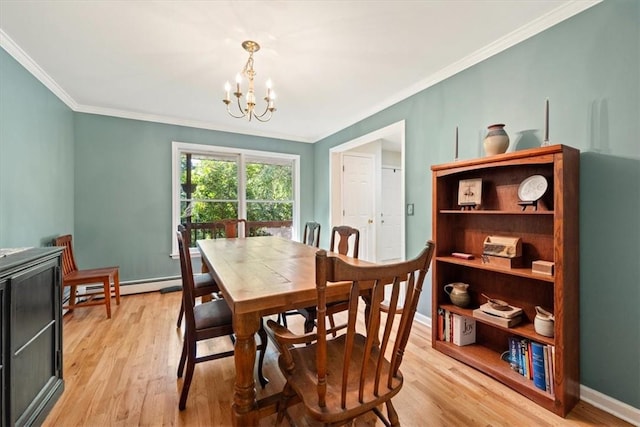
[{"x1": 232, "y1": 311, "x2": 260, "y2": 426}]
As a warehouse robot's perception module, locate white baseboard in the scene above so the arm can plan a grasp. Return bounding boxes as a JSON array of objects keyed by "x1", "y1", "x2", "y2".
[
  {"x1": 120, "y1": 278, "x2": 181, "y2": 295},
  {"x1": 580, "y1": 385, "x2": 640, "y2": 426},
  {"x1": 73, "y1": 277, "x2": 182, "y2": 300},
  {"x1": 415, "y1": 311, "x2": 431, "y2": 328},
  {"x1": 418, "y1": 315, "x2": 639, "y2": 425}
]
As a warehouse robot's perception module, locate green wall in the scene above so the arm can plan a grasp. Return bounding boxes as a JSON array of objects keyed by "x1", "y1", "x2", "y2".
[
  {"x1": 1, "y1": 0, "x2": 637, "y2": 412},
  {"x1": 0, "y1": 48, "x2": 74, "y2": 247},
  {"x1": 313, "y1": 0, "x2": 639, "y2": 409},
  {"x1": 73, "y1": 113, "x2": 314, "y2": 281}
]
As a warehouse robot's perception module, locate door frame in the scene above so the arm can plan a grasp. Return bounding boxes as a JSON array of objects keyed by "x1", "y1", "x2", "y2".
[{"x1": 329, "y1": 120, "x2": 406, "y2": 262}]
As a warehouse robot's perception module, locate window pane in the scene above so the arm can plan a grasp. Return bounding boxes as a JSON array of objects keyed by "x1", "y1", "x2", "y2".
[
  {"x1": 191, "y1": 155, "x2": 238, "y2": 200},
  {"x1": 181, "y1": 153, "x2": 240, "y2": 246},
  {"x1": 246, "y1": 201, "x2": 293, "y2": 238},
  {"x1": 174, "y1": 143, "x2": 297, "y2": 252},
  {"x1": 246, "y1": 160, "x2": 293, "y2": 201}
]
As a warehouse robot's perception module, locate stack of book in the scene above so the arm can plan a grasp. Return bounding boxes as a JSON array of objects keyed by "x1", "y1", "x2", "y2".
[
  {"x1": 507, "y1": 337, "x2": 555, "y2": 395},
  {"x1": 437, "y1": 308, "x2": 476, "y2": 346},
  {"x1": 472, "y1": 302, "x2": 523, "y2": 328}
]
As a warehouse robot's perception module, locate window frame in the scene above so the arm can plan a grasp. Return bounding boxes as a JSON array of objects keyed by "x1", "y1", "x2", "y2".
[{"x1": 171, "y1": 141, "x2": 300, "y2": 257}]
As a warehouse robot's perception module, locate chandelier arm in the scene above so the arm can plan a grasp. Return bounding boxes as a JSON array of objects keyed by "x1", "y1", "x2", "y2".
[
  {"x1": 236, "y1": 96, "x2": 251, "y2": 116},
  {"x1": 253, "y1": 110, "x2": 273, "y2": 122},
  {"x1": 254, "y1": 102, "x2": 272, "y2": 118},
  {"x1": 225, "y1": 103, "x2": 248, "y2": 119}
]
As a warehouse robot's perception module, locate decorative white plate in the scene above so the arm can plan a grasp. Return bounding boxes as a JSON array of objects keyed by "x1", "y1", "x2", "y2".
[{"x1": 518, "y1": 175, "x2": 548, "y2": 202}]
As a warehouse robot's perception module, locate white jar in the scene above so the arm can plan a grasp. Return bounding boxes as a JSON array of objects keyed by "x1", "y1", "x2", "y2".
[{"x1": 534, "y1": 306, "x2": 554, "y2": 337}]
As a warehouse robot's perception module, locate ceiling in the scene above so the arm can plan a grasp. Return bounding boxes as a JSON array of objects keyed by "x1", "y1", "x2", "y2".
[{"x1": 0, "y1": 1, "x2": 598, "y2": 144}]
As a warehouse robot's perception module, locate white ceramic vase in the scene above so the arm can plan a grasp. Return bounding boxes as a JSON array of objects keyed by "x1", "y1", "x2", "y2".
[
  {"x1": 483, "y1": 124, "x2": 509, "y2": 156},
  {"x1": 534, "y1": 306, "x2": 555, "y2": 337}
]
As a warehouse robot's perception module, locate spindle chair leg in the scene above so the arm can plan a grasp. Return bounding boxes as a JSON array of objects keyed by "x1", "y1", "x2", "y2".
[
  {"x1": 386, "y1": 400, "x2": 399, "y2": 427},
  {"x1": 179, "y1": 340, "x2": 196, "y2": 410}
]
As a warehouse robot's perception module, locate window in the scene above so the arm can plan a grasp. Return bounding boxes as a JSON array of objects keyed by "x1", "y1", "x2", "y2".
[{"x1": 171, "y1": 142, "x2": 300, "y2": 256}]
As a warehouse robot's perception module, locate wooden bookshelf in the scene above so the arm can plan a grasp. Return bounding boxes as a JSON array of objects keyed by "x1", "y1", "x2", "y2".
[{"x1": 431, "y1": 145, "x2": 580, "y2": 417}]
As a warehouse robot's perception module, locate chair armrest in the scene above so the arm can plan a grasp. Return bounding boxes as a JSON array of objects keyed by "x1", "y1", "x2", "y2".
[
  {"x1": 266, "y1": 319, "x2": 317, "y2": 346},
  {"x1": 267, "y1": 319, "x2": 319, "y2": 372}
]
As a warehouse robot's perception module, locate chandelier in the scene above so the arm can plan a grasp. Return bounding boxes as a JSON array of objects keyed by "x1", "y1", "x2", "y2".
[{"x1": 223, "y1": 40, "x2": 276, "y2": 122}]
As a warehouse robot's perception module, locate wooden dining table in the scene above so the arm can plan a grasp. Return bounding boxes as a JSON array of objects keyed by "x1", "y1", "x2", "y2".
[{"x1": 197, "y1": 236, "x2": 369, "y2": 426}]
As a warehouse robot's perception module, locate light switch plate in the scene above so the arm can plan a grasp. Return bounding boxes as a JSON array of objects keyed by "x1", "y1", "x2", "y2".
[{"x1": 407, "y1": 203, "x2": 414, "y2": 216}]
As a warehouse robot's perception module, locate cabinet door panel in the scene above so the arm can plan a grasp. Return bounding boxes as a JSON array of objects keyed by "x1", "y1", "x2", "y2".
[
  {"x1": 12, "y1": 326, "x2": 55, "y2": 426},
  {"x1": 9, "y1": 258, "x2": 59, "y2": 426},
  {"x1": 10, "y1": 259, "x2": 57, "y2": 352}
]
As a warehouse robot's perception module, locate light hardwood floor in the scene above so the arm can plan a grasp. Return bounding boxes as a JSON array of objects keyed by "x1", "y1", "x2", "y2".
[{"x1": 43, "y1": 291, "x2": 632, "y2": 426}]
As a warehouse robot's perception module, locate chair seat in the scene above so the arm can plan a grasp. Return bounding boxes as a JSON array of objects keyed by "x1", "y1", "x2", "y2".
[
  {"x1": 194, "y1": 299, "x2": 233, "y2": 330},
  {"x1": 284, "y1": 333, "x2": 403, "y2": 422},
  {"x1": 64, "y1": 266, "x2": 118, "y2": 284}
]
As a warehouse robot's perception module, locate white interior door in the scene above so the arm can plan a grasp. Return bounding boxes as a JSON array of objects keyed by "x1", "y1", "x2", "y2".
[
  {"x1": 341, "y1": 154, "x2": 375, "y2": 260},
  {"x1": 379, "y1": 167, "x2": 402, "y2": 262}
]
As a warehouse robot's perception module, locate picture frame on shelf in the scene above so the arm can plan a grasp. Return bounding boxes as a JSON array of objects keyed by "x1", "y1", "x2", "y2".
[{"x1": 458, "y1": 178, "x2": 482, "y2": 209}]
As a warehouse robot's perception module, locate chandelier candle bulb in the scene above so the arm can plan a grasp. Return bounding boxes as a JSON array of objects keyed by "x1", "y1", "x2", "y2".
[{"x1": 224, "y1": 82, "x2": 231, "y2": 102}]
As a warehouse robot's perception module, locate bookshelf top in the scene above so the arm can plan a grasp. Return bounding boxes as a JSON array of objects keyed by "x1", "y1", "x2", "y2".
[{"x1": 431, "y1": 144, "x2": 578, "y2": 173}]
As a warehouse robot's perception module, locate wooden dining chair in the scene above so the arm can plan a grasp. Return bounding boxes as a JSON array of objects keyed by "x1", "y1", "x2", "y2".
[
  {"x1": 53, "y1": 234, "x2": 120, "y2": 319},
  {"x1": 176, "y1": 225, "x2": 268, "y2": 410},
  {"x1": 324, "y1": 225, "x2": 360, "y2": 333},
  {"x1": 217, "y1": 218, "x2": 247, "y2": 238},
  {"x1": 267, "y1": 240, "x2": 435, "y2": 426},
  {"x1": 302, "y1": 221, "x2": 321, "y2": 247},
  {"x1": 176, "y1": 224, "x2": 221, "y2": 328},
  {"x1": 278, "y1": 221, "x2": 321, "y2": 328},
  {"x1": 283, "y1": 225, "x2": 360, "y2": 333}
]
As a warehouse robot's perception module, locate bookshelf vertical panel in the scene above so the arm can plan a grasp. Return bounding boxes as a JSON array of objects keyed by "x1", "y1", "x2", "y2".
[{"x1": 431, "y1": 145, "x2": 580, "y2": 417}]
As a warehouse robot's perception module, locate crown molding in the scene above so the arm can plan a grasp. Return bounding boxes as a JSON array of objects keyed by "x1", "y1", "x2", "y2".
[
  {"x1": 2, "y1": 1, "x2": 601, "y2": 144},
  {"x1": 74, "y1": 103, "x2": 313, "y2": 143},
  {"x1": 0, "y1": 29, "x2": 78, "y2": 110}
]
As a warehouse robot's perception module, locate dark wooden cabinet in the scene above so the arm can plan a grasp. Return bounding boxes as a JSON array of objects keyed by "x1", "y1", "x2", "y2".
[
  {"x1": 1, "y1": 280, "x2": 5, "y2": 427},
  {"x1": 0, "y1": 248, "x2": 64, "y2": 426},
  {"x1": 431, "y1": 145, "x2": 579, "y2": 417}
]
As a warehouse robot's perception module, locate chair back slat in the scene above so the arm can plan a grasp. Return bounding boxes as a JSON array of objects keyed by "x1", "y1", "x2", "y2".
[
  {"x1": 314, "y1": 240, "x2": 435, "y2": 411},
  {"x1": 329, "y1": 225, "x2": 359, "y2": 258},
  {"x1": 53, "y1": 234, "x2": 78, "y2": 277},
  {"x1": 374, "y1": 277, "x2": 400, "y2": 395},
  {"x1": 303, "y1": 221, "x2": 321, "y2": 247}
]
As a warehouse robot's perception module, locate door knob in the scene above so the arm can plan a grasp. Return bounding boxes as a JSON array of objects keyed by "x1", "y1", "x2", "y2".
[{"x1": 368, "y1": 219, "x2": 373, "y2": 224}]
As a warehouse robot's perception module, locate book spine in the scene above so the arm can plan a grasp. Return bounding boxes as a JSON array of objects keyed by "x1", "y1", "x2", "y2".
[
  {"x1": 549, "y1": 345, "x2": 555, "y2": 395},
  {"x1": 508, "y1": 337, "x2": 520, "y2": 372},
  {"x1": 527, "y1": 341, "x2": 533, "y2": 380},
  {"x1": 437, "y1": 308, "x2": 444, "y2": 341},
  {"x1": 444, "y1": 309, "x2": 450, "y2": 342},
  {"x1": 452, "y1": 313, "x2": 460, "y2": 344},
  {"x1": 543, "y1": 345, "x2": 551, "y2": 393},
  {"x1": 449, "y1": 311, "x2": 453, "y2": 342},
  {"x1": 531, "y1": 342, "x2": 546, "y2": 391},
  {"x1": 519, "y1": 339, "x2": 528, "y2": 377}
]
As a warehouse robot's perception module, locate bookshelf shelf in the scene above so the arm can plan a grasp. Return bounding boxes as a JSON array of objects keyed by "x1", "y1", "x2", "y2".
[
  {"x1": 439, "y1": 209, "x2": 554, "y2": 215},
  {"x1": 431, "y1": 145, "x2": 580, "y2": 417},
  {"x1": 439, "y1": 304, "x2": 554, "y2": 346},
  {"x1": 436, "y1": 256, "x2": 556, "y2": 282},
  {"x1": 433, "y1": 341, "x2": 554, "y2": 404}
]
